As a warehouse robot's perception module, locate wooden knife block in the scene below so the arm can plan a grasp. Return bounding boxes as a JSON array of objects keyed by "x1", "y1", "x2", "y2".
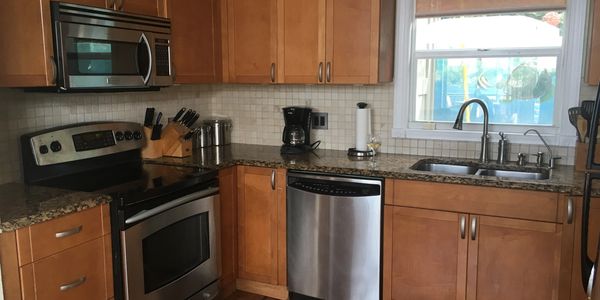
[
  {"x1": 161, "y1": 122, "x2": 192, "y2": 158},
  {"x1": 141, "y1": 127, "x2": 163, "y2": 159},
  {"x1": 575, "y1": 141, "x2": 600, "y2": 171}
]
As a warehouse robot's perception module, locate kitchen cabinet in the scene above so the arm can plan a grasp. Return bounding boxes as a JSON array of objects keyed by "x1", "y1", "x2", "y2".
[
  {"x1": 587, "y1": 0, "x2": 600, "y2": 85},
  {"x1": 225, "y1": 0, "x2": 278, "y2": 83},
  {"x1": 219, "y1": 167, "x2": 237, "y2": 296},
  {"x1": 0, "y1": 204, "x2": 112, "y2": 300},
  {"x1": 169, "y1": 0, "x2": 223, "y2": 83},
  {"x1": 383, "y1": 180, "x2": 574, "y2": 300},
  {"x1": 62, "y1": 0, "x2": 108, "y2": 8},
  {"x1": 279, "y1": 0, "x2": 395, "y2": 84},
  {"x1": 236, "y1": 166, "x2": 287, "y2": 299}
]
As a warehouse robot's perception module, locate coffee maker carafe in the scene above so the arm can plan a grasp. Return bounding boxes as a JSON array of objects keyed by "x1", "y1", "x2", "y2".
[{"x1": 281, "y1": 107, "x2": 313, "y2": 154}]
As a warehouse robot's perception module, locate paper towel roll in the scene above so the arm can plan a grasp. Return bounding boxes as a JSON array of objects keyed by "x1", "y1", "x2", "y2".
[{"x1": 356, "y1": 106, "x2": 371, "y2": 151}]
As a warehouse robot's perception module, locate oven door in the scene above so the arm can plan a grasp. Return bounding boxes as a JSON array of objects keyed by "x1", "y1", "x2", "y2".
[
  {"x1": 58, "y1": 22, "x2": 155, "y2": 89},
  {"x1": 121, "y1": 192, "x2": 219, "y2": 300}
]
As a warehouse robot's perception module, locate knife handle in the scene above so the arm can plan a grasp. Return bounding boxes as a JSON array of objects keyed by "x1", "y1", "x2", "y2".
[
  {"x1": 173, "y1": 108, "x2": 186, "y2": 122},
  {"x1": 155, "y1": 112, "x2": 163, "y2": 125}
]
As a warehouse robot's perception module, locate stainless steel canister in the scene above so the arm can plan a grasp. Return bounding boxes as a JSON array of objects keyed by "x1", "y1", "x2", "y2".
[
  {"x1": 192, "y1": 125, "x2": 212, "y2": 148},
  {"x1": 203, "y1": 119, "x2": 232, "y2": 146}
]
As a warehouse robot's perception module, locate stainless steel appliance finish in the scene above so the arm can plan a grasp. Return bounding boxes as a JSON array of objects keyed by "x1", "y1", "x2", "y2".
[
  {"x1": 287, "y1": 172, "x2": 382, "y2": 300},
  {"x1": 122, "y1": 189, "x2": 219, "y2": 300},
  {"x1": 25, "y1": 122, "x2": 144, "y2": 166},
  {"x1": 193, "y1": 125, "x2": 213, "y2": 148},
  {"x1": 203, "y1": 119, "x2": 231, "y2": 146},
  {"x1": 51, "y1": 2, "x2": 172, "y2": 91}
]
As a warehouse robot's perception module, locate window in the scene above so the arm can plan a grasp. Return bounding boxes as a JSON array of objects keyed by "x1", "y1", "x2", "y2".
[{"x1": 392, "y1": 0, "x2": 587, "y2": 146}]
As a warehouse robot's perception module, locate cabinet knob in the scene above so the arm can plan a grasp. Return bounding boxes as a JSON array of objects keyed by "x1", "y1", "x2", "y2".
[
  {"x1": 470, "y1": 216, "x2": 478, "y2": 240},
  {"x1": 567, "y1": 197, "x2": 574, "y2": 224},
  {"x1": 59, "y1": 276, "x2": 86, "y2": 291},
  {"x1": 326, "y1": 62, "x2": 331, "y2": 83},
  {"x1": 271, "y1": 170, "x2": 275, "y2": 190},
  {"x1": 270, "y1": 63, "x2": 276, "y2": 83},
  {"x1": 318, "y1": 62, "x2": 323, "y2": 83},
  {"x1": 459, "y1": 215, "x2": 466, "y2": 239}
]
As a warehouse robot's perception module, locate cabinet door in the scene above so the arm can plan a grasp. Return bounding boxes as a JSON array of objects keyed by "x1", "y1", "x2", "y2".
[
  {"x1": 587, "y1": 0, "x2": 600, "y2": 85},
  {"x1": 227, "y1": 0, "x2": 278, "y2": 83},
  {"x1": 115, "y1": 0, "x2": 166, "y2": 17},
  {"x1": 219, "y1": 167, "x2": 237, "y2": 291},
  {"x1": 170, "y1": 0, "x2": 222, "y2": 83},
  {"x1": 237, "y1": 166, "x2": 279, "y2": 284},
  {"x1": 325, "y1": 0, "x2": 379, "y2": 84},
  {"x1": 279, "y1": 0, "x2": 325, "y2": 83},
  {"x1": 0, "y1": 0, "x2": 55, "y2": 87},
  {"x1": 468, "y1": 215, "x2": 572, "y2": 300},
  {"x1": 385, "y1": 206, "x2": 468, "y2": 300}
]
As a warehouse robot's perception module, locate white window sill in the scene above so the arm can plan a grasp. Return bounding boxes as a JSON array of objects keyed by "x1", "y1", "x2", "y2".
[{"x1": 391, "y1": 127, "x2": 577, "y2": 147}]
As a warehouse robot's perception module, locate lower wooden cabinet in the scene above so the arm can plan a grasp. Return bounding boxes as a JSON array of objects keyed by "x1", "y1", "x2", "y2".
[
  {"x1": 0, "y1": 204, "x2": 112, "y2": 300},
  {"x1": 384, "y1": 180, "x2": 574, "y2": 300},
  {"x1": 235, "y1": 166, "x2": 287, "y2": 298}
]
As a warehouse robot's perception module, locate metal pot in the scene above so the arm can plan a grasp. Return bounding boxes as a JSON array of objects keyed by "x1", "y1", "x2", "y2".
[
  {"x1": 202, "y1": 118, "x2": 232, "y2": 146},
  {"x1": 192, "y1": 125, "x2": 212, "y2": 148}
]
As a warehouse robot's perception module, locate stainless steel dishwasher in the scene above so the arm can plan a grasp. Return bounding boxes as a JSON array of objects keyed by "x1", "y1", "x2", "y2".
[{"x1": 287, "y1": 171, "x2": 382, "y2": 300}]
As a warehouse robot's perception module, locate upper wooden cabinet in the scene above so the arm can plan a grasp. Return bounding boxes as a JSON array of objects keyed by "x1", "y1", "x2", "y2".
[
  {"x1": 587, "y1": 0, "x2": 600, "y2": 85},
  {"x1": 169, "y1": 0, "x2": 223, "y2": 83},
  {"x1": 225, "y1": 0, "x2": 278, "y2": 83},
  {"x1": 225, "y1": 0, "x2": 395, "y2": 84},
  {"x1": 384, "y1": 180, "x2": 575, "y2": 300}
]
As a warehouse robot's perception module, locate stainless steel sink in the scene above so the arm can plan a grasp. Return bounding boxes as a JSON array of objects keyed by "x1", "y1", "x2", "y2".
[
  {"x1": 411, "y1": 161, "x2": 479, "y2": 175},
  {"x1": 475, "y1": 169, "x2": 550, "y2": 180},
  {"x1": 411, "y1": 159, "x2": 550, "y2": 180}
]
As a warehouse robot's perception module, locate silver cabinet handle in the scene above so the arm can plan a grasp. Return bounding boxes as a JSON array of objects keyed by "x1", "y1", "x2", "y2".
[
  {"x1": 470, "y1": 216, "x2": 478, "y2": 240},
  {"x1": 459, "y1": 215, "x2": 466, "y2": 239},
  {"x1": 271, "y1": 170, "x2": 276, "y2": 190},
  {"x1": 270, "y1": 63, "x2": 276, "y2": 83},
  {"x1": 567, "y1": 197, "x2": 574, "y2": 224},
  {"x1": 318, "y1": 62, "x2": 323, "y2": 82},
  {"x1": 48, "y1": 56, "x2": 57, "y2": 85},
  {"x1": 326, "y1": 62, "x2": 331, "y2": 82},
  {"x1": 55, "y1": 225, "x2": 82, "y2": 238},
  {"x1": 59, "y1": 276, "x2": 86, "y2": 291}
]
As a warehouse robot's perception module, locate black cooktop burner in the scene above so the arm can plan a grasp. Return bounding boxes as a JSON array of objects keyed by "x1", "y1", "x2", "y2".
[{"x1": 35, "y1": 162, "x2": 218, "y2": 209}]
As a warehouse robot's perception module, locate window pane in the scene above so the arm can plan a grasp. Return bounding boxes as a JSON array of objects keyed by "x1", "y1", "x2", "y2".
[
  {"x1": 415, "y1": 11, "x2": 564, "y2": 51},
  {"x1": 414, "y1": 56, "x2": 557, "y2": 125}
]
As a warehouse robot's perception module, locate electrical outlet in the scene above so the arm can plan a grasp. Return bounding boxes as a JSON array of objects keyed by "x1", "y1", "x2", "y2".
[{"x1": 312, "y1": 112, "x2": 328, "y2": 129}]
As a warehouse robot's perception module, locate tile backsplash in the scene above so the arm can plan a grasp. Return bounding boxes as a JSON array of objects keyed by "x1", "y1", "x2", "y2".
[{"x1": 0, "y1": 82, "x2": 595, "y2": 184}]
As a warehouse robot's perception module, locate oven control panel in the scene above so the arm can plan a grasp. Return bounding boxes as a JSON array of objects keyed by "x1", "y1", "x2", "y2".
[{"x1": 26, "y1": 122, "x2": 145, "y2": 166}]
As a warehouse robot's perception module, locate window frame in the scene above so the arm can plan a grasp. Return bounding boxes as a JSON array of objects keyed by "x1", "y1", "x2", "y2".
[{"x1": 392, "y1": 0, "x2": 588, "y2": 146}]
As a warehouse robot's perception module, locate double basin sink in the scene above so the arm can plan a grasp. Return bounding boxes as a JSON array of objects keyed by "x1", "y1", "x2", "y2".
[{"x1": 411, "y1": 159, "x2": 550, "y2": 180}]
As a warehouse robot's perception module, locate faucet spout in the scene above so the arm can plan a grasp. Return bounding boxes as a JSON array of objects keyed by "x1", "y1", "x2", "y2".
[
  {"x1": 524, "y1": 129, "x2": 557, "y2": 168},
  {"x1": 453, "y1": 99, "x2": 490, "y2": 163}
]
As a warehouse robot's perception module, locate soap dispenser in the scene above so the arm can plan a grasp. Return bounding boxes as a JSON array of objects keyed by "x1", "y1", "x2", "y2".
[{"x1": 497, "y1": 132, "x2": 509, "y2": 164}]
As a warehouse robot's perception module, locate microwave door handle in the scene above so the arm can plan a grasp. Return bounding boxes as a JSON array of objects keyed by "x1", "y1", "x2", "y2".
[{"x1": 139, "y1": 33, "x2": 152, "y2": 85}]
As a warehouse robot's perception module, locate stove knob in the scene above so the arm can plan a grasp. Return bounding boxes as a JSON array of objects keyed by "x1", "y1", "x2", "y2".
[
  {"x1": 124, "y1": 131, "x2": 133, "y2": 140},
  {"x1": 133, "y1": 130, "x2": 143, "y2": 140},
  {"x1": 50, "y1": 141, "x2": 62, "y2": 152},
  {"x1": 39, "y1": 145, "x2": 49, "y2": 154},
  {"x1": 115, "y1": 131, "x2": 124, "y2": 141}
]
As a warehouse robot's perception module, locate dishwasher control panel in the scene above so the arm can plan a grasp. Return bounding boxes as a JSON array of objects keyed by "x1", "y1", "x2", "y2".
[{"x1": 287, "y1": 173, "x2": 381, "y2": 197}]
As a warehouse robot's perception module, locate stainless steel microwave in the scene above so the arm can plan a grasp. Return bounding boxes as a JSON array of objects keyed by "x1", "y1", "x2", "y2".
[{"x1": 50, "y1": 2, "x2": 172, "y2": 92}]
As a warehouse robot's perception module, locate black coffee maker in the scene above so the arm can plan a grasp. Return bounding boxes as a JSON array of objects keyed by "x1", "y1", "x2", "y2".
[{"x1": 281, "y1": 106, "x2": 314, "y2": 154}]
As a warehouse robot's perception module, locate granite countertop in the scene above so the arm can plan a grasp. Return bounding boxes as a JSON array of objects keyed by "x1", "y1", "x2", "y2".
[
  {"x1": 0, "y1": 183, "x2": 111, "y2": 232},
  {"x1": 147, "y1": 143, "x2": 588, "y2": 195}
]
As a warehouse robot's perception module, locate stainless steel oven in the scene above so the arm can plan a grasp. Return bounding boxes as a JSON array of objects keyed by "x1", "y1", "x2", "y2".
[
  {"x1": 50, "y1": 2, "x2": 172, "y2": 91},
  {"x1": 122, "y1": 188, "x2": 220, "y2": 300}
]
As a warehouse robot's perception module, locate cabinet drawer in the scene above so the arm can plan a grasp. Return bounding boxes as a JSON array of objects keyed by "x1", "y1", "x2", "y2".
[
  {"x1": 24, "y1": 237, "x2": 107, "y2": 300},
  {"x1": 17, "y1": 206, "x2": 103, "y2": 263},
  {"x1": 393, "y1": 180, "x2": 559, "y2": 223}
]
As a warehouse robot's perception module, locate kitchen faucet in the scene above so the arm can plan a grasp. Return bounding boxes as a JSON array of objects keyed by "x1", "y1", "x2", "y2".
[
  {"x1": 523, "y1": 129, "x2": 560, "y2": 169},
  {"x1": 453, "y1": 99, "x2": 490, "y2": 163}
]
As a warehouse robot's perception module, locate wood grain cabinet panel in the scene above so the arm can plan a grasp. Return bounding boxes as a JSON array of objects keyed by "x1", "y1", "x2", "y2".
[
  {"x1": 29, "y1": 238, "x2": 107, "y2": 300},
  {"x1": 62, "y1": 0, "x2": 108, "y2": 8},
  {"x1": 169, "y1": 0, "x2": 222, "y2": 83},
  {"x1": 226, "y1": 0, "x2": 278, "y2": 83},
  {"x1": 219, "y1": 166, "x2": 238, "y2": 294},
  {"x1": 113, "y1": 0, "x2": 166, "y2": 17},
  {"x1": 236, "y1": 166, "x2": 287, "y2": 298},
  {"x1": 385, "y1": 180, "x2": 574, "y2": 300}
]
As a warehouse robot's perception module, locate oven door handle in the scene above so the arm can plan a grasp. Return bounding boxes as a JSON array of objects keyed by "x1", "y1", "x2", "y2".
[{"x1": 125, "y1": 187, "x2": 219, "y2": 225}]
